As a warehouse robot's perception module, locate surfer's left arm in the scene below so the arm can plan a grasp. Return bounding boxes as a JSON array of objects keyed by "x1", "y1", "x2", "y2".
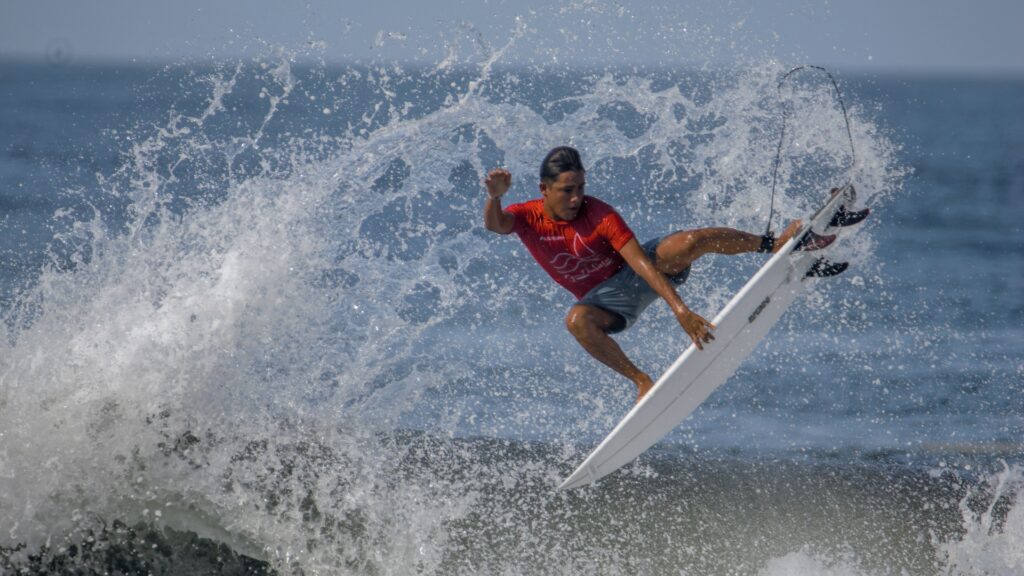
[{"x1": 618, "y1": 239, "x2": 716, "y2": 350}]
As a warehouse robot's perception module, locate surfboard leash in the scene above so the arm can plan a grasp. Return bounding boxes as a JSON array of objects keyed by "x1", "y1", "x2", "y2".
[{"x1": 766, "y1": 65, "x2": 857, "y2": 237}]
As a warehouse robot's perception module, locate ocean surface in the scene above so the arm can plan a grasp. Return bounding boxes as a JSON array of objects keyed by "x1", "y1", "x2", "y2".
[{"x1": 1, "y1": 44, "x2": 1022, "y2": 576}]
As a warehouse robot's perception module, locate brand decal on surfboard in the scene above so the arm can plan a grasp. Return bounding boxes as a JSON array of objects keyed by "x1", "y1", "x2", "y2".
[{"x1": 748, "y1": 296, "x2": 771, "y2": 323}]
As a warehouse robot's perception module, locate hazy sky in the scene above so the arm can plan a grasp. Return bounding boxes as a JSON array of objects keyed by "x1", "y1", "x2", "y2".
[{"x1": 2, "y1": 0, "x2": 1021, "y2": 74}]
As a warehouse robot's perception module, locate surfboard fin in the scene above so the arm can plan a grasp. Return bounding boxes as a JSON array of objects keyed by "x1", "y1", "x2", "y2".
[
  {"x1": 829, "y1": 206, "x2": 870, "y2": 228},
  {"x1": 829, "y1": 184, "x2": 857, "y2": 205},
  {"x1": 794, "y1": 231, "x2": 836, "y2": 252},
  {"x1": 805, "y1": 258, "x2": 849, "y2": 278}
]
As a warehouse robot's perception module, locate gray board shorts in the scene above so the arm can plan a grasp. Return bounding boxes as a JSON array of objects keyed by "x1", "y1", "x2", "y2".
[{"x1": 577, "y1": 236, "x2": 690, "y2": 334}]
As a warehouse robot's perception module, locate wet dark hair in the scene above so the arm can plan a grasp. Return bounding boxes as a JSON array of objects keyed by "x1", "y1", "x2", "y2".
[{"x1": 539, "y1": 146, "x2": 585, "y2": 182}]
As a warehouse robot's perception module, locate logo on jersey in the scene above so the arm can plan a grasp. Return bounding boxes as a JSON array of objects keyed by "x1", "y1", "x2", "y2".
[{"x1": 549, "y1": 233, "x2": 613, "y2": 281}]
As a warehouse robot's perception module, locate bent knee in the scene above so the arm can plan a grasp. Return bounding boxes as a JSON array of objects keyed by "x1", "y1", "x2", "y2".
[
  {"x1": 566, "y1": 305, "x2": 617, "y2": 338},
  {"x1": 565, "y1": 306, "x2": 591, "y2": 337}
]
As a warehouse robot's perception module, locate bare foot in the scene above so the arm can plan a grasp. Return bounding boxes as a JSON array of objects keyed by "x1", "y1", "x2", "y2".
[
  {"x1": 773, "y1": 219, "x2": 803, "y2": 253},
  {"x1": 634, "y1": 373, "x2": 655, "y2": 404}
]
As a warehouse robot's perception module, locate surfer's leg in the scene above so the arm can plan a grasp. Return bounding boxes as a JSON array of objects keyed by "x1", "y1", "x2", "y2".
[
  {"x1": 565, "y1": 304, "x2": 655, "y2": 400},
  {"x1": 653, "y1": 221, "x2": 802, "y2": 276}
]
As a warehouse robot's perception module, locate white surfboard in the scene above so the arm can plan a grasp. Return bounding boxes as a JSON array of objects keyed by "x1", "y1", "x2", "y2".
[{"x1": 558, "y1": 185, "x2": 857, "y2": 490}]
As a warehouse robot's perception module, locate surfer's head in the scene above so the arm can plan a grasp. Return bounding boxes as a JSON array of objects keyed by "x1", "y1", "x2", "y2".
[
  {"x1": 539, "y1": 146, "x2": 586, "y2": 221},
  {"x1": 540, "y1": 146, "x2": 585, "y2": 183}
]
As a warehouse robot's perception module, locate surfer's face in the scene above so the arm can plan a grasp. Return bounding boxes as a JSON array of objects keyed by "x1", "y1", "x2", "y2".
[{"x1": 540, "y1": 171, "x2": 586, "y2": 221}]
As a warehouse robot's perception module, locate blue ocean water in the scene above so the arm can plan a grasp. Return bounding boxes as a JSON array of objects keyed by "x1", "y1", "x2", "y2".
[{"x1": 0, "y1": 50, "x2": 1022, "y2": 575}]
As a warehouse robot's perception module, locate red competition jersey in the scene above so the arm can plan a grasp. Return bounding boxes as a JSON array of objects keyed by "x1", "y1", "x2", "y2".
[{"x1": 506, "y1": 196, "x2": 635, "y2": 299}]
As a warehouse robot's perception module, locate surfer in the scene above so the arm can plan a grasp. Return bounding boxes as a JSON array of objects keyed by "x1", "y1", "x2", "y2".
[{"x1": 483, "y1": 146, "x2": 820, "y2": 401}]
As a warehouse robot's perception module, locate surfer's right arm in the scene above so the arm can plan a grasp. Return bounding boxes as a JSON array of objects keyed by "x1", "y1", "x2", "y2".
[
  {"x1": 618, "y1": 239, "x2": 716, "y2": 350},
  {"x1": 483, "y1": 168, "x2": 515, "y2": 234}
]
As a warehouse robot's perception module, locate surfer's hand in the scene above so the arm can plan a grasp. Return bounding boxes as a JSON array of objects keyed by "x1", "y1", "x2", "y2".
[
  {"x1": 485, "y1": 168, "x2": 511, "y2": 199},
  {"x1": 677, "y1": 309, "x2": 715, "y2": 350}
]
